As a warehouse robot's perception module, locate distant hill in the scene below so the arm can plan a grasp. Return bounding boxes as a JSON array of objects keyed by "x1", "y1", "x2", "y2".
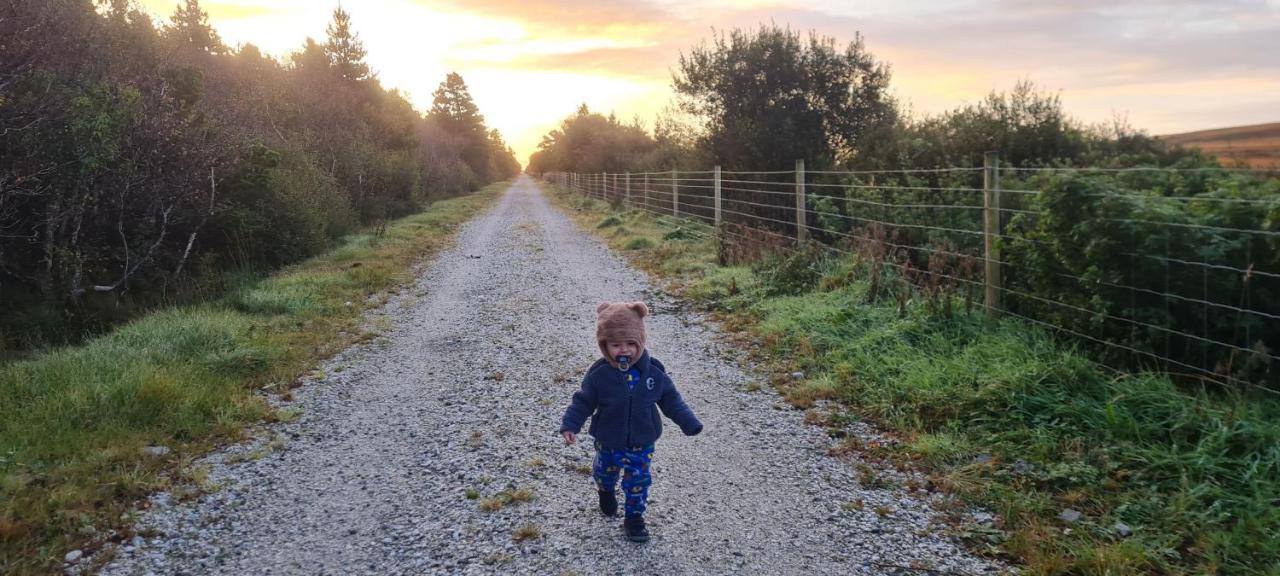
[{"x1": 1161, "y1": 122, "x2": 1280, "y2": 169}]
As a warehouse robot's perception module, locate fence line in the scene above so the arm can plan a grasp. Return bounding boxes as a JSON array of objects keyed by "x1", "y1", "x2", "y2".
[{"x1": 541, "y1": 159, "x2": 1280, "y2": 393}]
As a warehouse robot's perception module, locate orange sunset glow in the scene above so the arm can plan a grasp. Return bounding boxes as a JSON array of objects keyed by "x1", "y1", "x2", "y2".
[{"x1": 131, "y1": 0, "x2": 1280, "y2": 164}]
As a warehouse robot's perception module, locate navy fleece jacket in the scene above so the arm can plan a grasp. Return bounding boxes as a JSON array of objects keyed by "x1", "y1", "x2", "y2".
[{"x1": 559, "y1": 350, "x2": 703, "y2": 449}]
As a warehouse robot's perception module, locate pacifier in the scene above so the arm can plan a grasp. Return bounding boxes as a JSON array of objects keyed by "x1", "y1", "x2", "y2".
[{"x1": 616, "y1": 355, "x2": 631, "y2": 371}]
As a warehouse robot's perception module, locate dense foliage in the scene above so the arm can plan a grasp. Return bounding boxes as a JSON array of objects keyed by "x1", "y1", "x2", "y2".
[
  {"x1": 672, "y1": 25, "x2": 896, "y2": 171},
  {"x1": 526, "y1": 105, "x2": 668, "y2": 174},
  {"x1": 528, "y1": 25, "x2": 898, "y2": 174},
  {"x1": 0, "y1": 0, "x2": 518, "y2": 351}
]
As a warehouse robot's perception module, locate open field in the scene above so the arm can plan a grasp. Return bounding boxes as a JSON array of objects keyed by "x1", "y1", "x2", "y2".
[{"x1": 1162, "y1": 122, "x2": 1280, "y2": 168}]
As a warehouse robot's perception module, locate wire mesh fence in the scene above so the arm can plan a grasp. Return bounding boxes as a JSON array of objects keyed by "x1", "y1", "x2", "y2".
[{"x1": 542, "y1": 161, "x2": 1280, "y2": 394}]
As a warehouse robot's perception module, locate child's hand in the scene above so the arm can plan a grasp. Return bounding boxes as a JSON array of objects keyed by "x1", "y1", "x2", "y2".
[{"x1": 561, "y1": 431, "x2": 577, "y2": 445}]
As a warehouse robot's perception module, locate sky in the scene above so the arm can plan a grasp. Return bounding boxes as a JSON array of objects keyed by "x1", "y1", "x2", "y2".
[{"x1": 134, "y1": 0, "x2": 1280, "y2": 165}]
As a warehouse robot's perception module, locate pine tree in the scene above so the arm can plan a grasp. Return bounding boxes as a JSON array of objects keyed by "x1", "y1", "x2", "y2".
[
  {"x1": 428, "y1": 73, "x2": 490, "y2": 179},
  {"x1": 428, "y1": 72, "x2": 484, "y2": 136},
  {"x1": 323, "y1": 7, "x2": 370, "y2": 81},
  {"x1": 168, "y1": 0, "x2": 225, "y2": 55}
]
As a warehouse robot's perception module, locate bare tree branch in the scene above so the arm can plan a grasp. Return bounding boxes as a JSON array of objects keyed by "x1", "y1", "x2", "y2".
[
  {"x1": 83, "y1": 204, "x2": 172, "y2": 296},
  {"x1": 173, "y1": 166, "x2": 218, "y2": 278}
]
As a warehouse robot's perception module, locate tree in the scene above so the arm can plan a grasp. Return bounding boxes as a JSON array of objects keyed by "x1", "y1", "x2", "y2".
[
  {"x1": 0, "y1": 0, "x2": 512, "y2": 350},
  {"x1": 526, "y1": 104, "x2": 658, "y2": 174},
  {"x1": 428, "y1": 72, "x2": 484, "y2": 137},
  {"x1": 167, "y1": 0, "x2": 225, "y2": 55},
  {"x1": 323, "y1": 7, "x2": 369, "y2": 81},
  {"x1": 486, "y1": 128, "x2": 521, "y2": 179},
  {"x1": 672, "y1": 25, "x2": 896, "y2": 170},
  {"x1": 427, "y1": 72, "x2": 490, "y2": 179},
  {"x1": 291, "y1": 37, "x2": 329, "y2": 72}
]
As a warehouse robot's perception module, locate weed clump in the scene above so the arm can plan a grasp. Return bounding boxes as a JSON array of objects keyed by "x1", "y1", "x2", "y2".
[
  {"x1": 478, "y1": 487, "x2": 536, "y2": 512},
  {"x1": 755, "y1": 242, "x2": 827, "y2": 296},
  {"x1": 624, "y1": 237, "x2": 655, "y2": 250},
  {"x1": 513, "y1": 523, "x2": 542, "y2": 542},
  {"x1": 662, "y1": 227, "x2": 696, "y2": 241}
]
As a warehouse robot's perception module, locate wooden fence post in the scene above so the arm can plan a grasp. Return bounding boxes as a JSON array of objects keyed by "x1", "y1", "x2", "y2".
[
  {"x1": 984, "y1": 151, "x2": 1003, "y2": 319},
  {"x1": 795, "y1": 159, "x2": 807, "y2": 242},
  {"x1": 625, "y1": 172, "x2": 631, "y2": 206},
  {"x1": 672, "y1": 169, "x2": 679, "y2": 217},
  {"x1": 643, "y1": 173, "x2": 649, "y2": 211},
  {"x1": 714, "y1": 165, "x2": 722, "y2": 230}
]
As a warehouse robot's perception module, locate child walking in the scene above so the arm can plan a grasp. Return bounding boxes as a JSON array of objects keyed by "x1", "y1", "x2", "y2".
[{"x1": 559, "y1": 301, "x2": 703, "y2": 542}]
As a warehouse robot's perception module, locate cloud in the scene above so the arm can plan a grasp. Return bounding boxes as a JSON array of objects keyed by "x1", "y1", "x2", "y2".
[
  {"x1": 449, "y1": 42, "x2": 680, "y2": 78},
  {"x1": 414, "y1": 0, "x2": 676, "y2": 34},
  {"x1": 136, "y1": 0, "x2": 292, "y2": 22}
]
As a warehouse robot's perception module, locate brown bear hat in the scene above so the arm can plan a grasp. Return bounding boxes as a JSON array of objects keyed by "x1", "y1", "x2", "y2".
[{"x1": 596, "y1": 301, "x2": 648, "y2": 362}]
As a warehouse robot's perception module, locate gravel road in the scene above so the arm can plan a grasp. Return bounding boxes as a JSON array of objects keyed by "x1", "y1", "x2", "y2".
[{"x1": 93, "y1": 176, "x2": 1006, "y2": 576}]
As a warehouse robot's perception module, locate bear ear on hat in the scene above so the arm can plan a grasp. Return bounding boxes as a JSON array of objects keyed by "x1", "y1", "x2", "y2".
[
  {"x1": 597, "y1": 302, "x2": 612, "y2": 314},
  {"x1": 628, "y1": 302, "x2": 649, "y2": 317}
]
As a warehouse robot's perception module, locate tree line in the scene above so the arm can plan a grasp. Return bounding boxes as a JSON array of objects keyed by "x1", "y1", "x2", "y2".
[
  {"x1": 0, "y1": 0, "x2": 519, "y2": 350},
  {"x1": 527, "y1": 23, "x2": 1278, "y2": 390},
  {"x1": 527, "y1": 25, "x2": 1188, "y2": 175}
]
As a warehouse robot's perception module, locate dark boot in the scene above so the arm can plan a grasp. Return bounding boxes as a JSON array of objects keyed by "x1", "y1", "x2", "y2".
[
  {"x1": 623, "y1": 514, "x2": 650, "y2": 542},
  {"x1": 598, "y1": 489, "x2": 617, "y2": 517}
]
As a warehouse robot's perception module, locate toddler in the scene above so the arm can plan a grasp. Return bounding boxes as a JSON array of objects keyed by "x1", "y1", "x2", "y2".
[{"x1": 559, "y1": 301, "x2": 703, "y2": 542}]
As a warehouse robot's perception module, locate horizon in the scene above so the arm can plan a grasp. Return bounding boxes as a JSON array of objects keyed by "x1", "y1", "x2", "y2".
[{"x1": 134, "y1": 0, "x2": 1280, "y2": 165}]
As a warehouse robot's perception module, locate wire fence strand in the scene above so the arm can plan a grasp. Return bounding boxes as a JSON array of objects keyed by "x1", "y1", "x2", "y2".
[{"x1": 541, "y1": 166, "x2": 1280, "y2": 394}]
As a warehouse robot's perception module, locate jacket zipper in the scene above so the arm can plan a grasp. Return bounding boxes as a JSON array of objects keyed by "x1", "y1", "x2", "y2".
[{"x1": 624, "y1": 369, "x2": 634, "y2": 447}]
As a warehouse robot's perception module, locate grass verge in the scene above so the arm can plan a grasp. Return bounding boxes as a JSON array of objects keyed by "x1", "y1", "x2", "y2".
[
  {"x1": 0, "y1": 183, "x2": 503, "y2": 574},
  {"x1": 540, "y1": 183, "x2": 1280, "y2": 576}
]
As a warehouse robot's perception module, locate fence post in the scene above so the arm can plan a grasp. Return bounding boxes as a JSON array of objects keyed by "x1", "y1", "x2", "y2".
[
  {"x1": 625, "y1": 172, "x2": 631, "y2": 206},
  {"x1": 795, "y1": 159, "x2": 807, "y2": 243},
  {"x1": 983, "y1": 151, "x2": 1003, "y2": 319},
  {"x1": 714, "y1": 165, "x2": 722, "y2": 230},
  {"x1": 643, "y1": 173, "x2": 649, "y2": 211},
  {"x1": 672, "y1": 169, "x2": 679, "y2": 217}
]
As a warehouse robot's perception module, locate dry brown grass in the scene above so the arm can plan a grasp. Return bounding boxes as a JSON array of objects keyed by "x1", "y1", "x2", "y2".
[{"x1": 1161, "y1": 122, "x2": 1280, "y2": 169}]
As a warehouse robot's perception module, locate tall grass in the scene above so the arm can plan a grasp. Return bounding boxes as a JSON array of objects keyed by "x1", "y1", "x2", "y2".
[
  {"x1": 543, "y1": 183, "x2": 1280, "y2": 575},
  {"x1": 0, "y1": 184, "x2": 501, "y2": 574}
]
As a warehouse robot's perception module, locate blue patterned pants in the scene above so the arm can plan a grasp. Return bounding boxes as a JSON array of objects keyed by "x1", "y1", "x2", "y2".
[{"x1": 593, "y1": 443, "x2": 655, "y2": 516}]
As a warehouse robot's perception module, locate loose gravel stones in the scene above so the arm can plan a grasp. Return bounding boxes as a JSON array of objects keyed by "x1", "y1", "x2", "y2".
[{"x1": 95, "y1": 177, "x2": 1008, "y2": 575}]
